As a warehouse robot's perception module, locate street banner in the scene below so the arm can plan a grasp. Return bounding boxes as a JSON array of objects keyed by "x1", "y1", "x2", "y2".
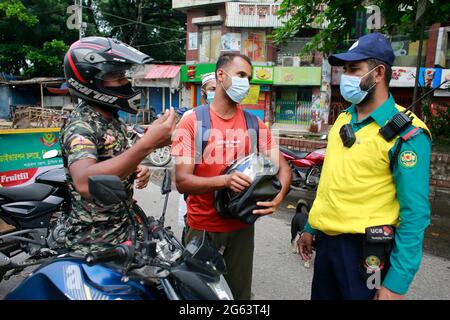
[{"x1": 0, "y1": 128, "x2": 63, "y2": 187}]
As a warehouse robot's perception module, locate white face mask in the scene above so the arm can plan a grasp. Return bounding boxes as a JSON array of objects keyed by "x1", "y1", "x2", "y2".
[{"x1": 221, "y1": 70, "x2": 250, "y2": 103}]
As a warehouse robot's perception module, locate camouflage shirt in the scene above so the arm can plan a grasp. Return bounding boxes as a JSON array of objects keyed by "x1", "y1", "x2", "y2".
[{"x1": 60, "y1": 103, "x2": 134, "y2": 253}]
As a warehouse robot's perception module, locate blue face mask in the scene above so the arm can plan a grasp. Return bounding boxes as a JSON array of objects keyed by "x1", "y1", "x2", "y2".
[
  {"x1": 340, "y1": 67, "x2": 378, "y2": 105},
  {"x1": 221, "y1": 70, "x2": 250, "y2": 103},
  {"x1": 206, "y1": 91, "x2": 215, "y2": 104}
]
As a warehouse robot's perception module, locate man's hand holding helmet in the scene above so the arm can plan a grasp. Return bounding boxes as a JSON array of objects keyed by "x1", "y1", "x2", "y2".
[
  {"x1": 252, "y1": 194, "x2": 284, "y2": 216},
  {"x1": 224, "y1": 172, "x2": 253, "y2": 193}
]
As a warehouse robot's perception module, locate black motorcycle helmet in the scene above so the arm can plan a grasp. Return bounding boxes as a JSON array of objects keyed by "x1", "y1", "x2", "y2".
[
  {"x1": 215, "y1": 154, "x2": 282, "y2": 225},
  {"x1": 64, "y1": 36, "x2": 153, "y2": 114}
]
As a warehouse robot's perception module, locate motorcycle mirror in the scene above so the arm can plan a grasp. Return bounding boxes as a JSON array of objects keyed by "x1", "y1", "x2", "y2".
[
  {"x1": 161, "y1": 169, "x2": 171, "y2": 195},
  {"x1": 181, "y1": 231, "x2": 227, "y2": 278},
  {"x1": 88, "y1": 175, "x2": 127, "y2": 206},
  {"x1": 43, "y1": 149, "x2": 59, "y2": 159}
]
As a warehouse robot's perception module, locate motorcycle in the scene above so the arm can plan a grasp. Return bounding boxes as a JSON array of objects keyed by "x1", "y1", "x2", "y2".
[
  {"x1": 0, "y1": 150, "x2": 69, "y2": 282},
  {"x1": 130, "y1": 125, "x2": 172, "y2": 167},
  {"x1": 129, "y1": 107, "x2": 192, "y2": 168},
  {"x1": 280, "y1": 136, "x2": 327, "y2": 191},
  {"x1": 4, "y1": 169, "x2": 234, "y2": 300}
]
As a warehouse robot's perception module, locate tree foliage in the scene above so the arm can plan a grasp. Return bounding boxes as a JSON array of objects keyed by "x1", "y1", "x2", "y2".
[
  {"x1": 274, "y1": 0, "x2": 450, "y2": 56},
  {"x1": 93, "y1": 0, "x2": 186, "y2": 62},
  {"x1": 0, "y1": 0, "x2": 186, "y2": 77},
  {"x1": 0, "y1": 0, "x2": 78, "y2": 76}
]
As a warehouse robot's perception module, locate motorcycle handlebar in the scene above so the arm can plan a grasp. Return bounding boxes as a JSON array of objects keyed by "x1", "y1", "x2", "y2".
[
  {"x1": 149, "y1": 221, "x2": 166, "y2": 241},
  {"x1": 84, "y1": 245, "x2": 132, "y2": 266}
]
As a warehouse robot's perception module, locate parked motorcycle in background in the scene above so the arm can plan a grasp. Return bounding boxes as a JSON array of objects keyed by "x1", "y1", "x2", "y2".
[
  {"x1": 280, "y1": 136, "x2": 326, "y2": 191},
  {"x1": 129, "y1": 107, "x2": 190, "y2": 167},
  {"x1": 0, "y1": 150, "x2": 69, "y2": 283},
  {"x1": 5, "y1": 170, "x2": 233, "y2": 300}
]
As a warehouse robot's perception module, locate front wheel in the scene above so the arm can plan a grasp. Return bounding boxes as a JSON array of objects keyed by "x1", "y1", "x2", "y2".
[{"x1": 146, "y1": 146, "x2": 172, "y2": 167}]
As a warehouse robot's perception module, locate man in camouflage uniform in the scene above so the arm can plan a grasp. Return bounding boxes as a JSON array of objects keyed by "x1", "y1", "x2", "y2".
[
  {"x1": 61, "y1": 103, "x2": 136, "y2": 252},
  {"x1": 61, "y1": 37, "x2": 176, "y2": 253}
]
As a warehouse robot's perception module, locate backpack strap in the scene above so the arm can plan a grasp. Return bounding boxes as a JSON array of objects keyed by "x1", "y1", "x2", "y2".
[
  {"x1": 243, "y1": 110, "x2": 259, "y2": 154},
  {"x1": 194, "y1": 104, "x2": 211, "y2": 165},
  {"x1": 194, "y1": 105, "x2": 261, "y2": 164}
]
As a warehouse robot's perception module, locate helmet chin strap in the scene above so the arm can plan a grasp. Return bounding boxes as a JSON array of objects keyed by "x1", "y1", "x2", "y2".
[{"x1": 91, "y1": 103, "x2": 119, "y2": 119}]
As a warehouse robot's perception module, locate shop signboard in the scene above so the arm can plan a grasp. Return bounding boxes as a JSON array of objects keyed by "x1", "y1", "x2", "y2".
[
  {"x1": 180, "y1": 64, "x2": 216, "y2": 83},
  {"x1": 225, "y1": 2, "x2": 290, "y2": 28},
  {"x1": 418, "y1": 67, "x2": 442, "y2": 89},
  {"x1": 0, "y1": 128, "x2": 63, "y2": 187},
  {"x1": 434, "y1": 69, "x2": 450, "y2": 97},
  {"x1": 221, "y1": 33, "x2": 241, "y2": 51},
  {"x1": 252, "y1": 66, "x2": 274, "y2": 84},
  {"x1": 241, "y1": 85, "x2": 260, "y2": 105},
  {"x1": 273, "y1": 67, "x2": 322, "y2": 86},
  {"x1": 390, "y1": 67, "x2": 417, "y2": 87}
]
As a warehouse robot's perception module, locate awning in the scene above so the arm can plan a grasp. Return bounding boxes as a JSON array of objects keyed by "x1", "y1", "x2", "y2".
[
  {"x1": 145, "y1": 65, "x2": 180, "y2": 80},
  {"x1": 46, "y1": 82, "x2": 69, "y2": 95}
]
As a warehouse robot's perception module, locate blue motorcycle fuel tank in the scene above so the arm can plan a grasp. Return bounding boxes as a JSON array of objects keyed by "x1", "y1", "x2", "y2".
[{"x1": 5, "y1": 257, "x2": 161, "y2": 300}]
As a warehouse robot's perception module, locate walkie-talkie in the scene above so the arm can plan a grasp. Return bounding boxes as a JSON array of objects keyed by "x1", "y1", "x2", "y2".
[
  {"x1": 379, "y1": 111, "x2": 413, "y2": 141},
  {"x1": 379, "y1": 78, "x2": 449, "y2": 141}
]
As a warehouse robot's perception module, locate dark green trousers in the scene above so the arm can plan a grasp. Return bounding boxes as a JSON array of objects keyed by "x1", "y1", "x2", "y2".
[{"x1": 185, "y1": 225, "x2": 255, "y2": 300}]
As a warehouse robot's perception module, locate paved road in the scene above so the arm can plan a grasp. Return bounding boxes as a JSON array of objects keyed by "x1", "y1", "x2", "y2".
[{"x1": 1, "y1": 166, "x2": 449, "y2": 299}]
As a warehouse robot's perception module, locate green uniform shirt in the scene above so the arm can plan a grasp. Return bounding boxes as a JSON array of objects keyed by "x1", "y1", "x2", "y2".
[{"x1": 305, "y1": 95, "x2": 431, "y2": 295}]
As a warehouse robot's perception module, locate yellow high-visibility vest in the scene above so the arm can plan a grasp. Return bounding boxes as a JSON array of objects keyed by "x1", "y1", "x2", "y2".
[{"x1": 308, "y1": 104, "x2": 430, "y2": 235}]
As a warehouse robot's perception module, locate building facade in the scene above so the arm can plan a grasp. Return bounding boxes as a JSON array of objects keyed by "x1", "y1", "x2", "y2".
[
  {"x1": 174, "y1": 1, "x2": 450, "y2": 134},
  {"x1": 173, "y1": 0, "x2": 328, "y2": 133}
]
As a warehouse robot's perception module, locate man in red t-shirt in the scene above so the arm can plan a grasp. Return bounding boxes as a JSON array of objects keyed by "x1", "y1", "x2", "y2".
[{"x1": 171, "y1": 53, "x2": 291, "y2": 300}]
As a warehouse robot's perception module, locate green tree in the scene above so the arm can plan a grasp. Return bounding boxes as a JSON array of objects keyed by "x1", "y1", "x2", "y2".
[
  {"x1": 274, "y1": 0, "x2": 450, "y2": 56},
  {"x1": 92, "y1": 0, "x2": 186, "y2": 62},
  {"x1": 0, "y1": 0, "x2": 78, "y2": 76},
  {"x1": 0, "y1": 0, "x2": 186, "y2": 77}
]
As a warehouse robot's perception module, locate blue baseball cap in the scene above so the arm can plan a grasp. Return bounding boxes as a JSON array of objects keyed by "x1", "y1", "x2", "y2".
[{"x1": 328, "y1": 33, "x2": 395, "y2": 66}]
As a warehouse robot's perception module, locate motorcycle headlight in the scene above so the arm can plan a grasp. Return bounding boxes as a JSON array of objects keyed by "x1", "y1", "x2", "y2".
[{"x1": 206, "y1": 275, "x2": 234, "y2": 300}]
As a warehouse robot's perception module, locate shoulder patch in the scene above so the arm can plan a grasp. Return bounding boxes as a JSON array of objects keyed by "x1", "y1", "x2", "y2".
[
  {"x1": 69, "y1": 135, "x2": 96, "y2": 152},
  {"x1": 399, "y1": 150, "x2": 418, "y2": 168}
]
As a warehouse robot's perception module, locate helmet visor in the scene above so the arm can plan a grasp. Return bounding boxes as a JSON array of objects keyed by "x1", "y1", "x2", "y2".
[
  {"x1": 95, "y1": 62, "x2": 133, "y2": 81},
  {"x1": 228, "y1": 153, "x2": 278, "y2": 181}
]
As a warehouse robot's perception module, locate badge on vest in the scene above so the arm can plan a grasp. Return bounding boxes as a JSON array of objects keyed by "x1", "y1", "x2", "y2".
[
  {"x1": 360, "y1": 225, "x2": 395, "y2": 282},
  {"x1": 366, "y1": 225, "x2": 395, "y2": 242},
  {"x1": 399, "y1": 150, "x2": 418, "y2": 168}
]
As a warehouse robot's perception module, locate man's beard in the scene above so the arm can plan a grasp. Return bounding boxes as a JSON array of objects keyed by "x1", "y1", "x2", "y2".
[{"x1": 358, "y1": 74, "x2": 377, "y2": 105}]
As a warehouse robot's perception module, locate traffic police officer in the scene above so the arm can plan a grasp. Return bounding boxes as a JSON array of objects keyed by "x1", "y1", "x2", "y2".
[
  {"x1": 298, "y1": 33, "x2": 432, "y2": 300},
  {"x1": 61, "y1": 37, "x2": 176, "y2": 253}
]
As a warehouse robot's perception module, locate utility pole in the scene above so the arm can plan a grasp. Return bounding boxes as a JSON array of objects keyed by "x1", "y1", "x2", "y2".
[
  {"x1": 130, "y1": 0, "x2": 143, "y2": 45},
  {"x1": 76, "y1": 0, "x2": 86, "y2": 39},
  {"x1": 412, "y1": 0, "x2": 430, "y2": 115}
]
